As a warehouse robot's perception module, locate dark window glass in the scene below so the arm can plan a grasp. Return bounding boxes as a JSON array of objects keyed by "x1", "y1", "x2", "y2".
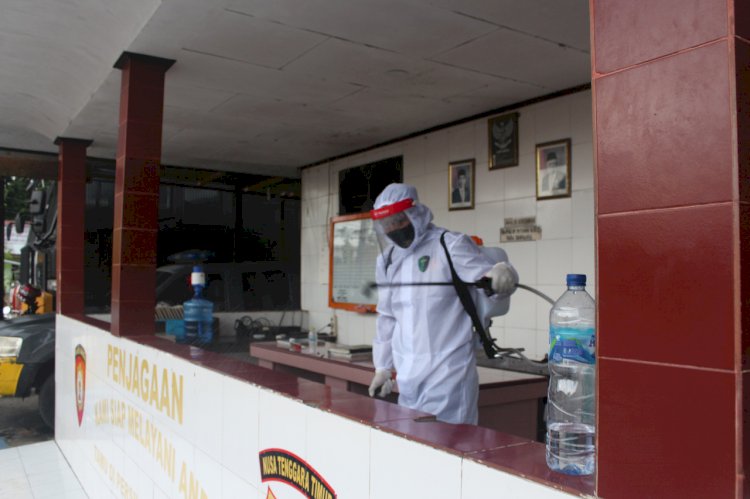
[
  {"x1": 339, "y1": 156, "x2": 403, "y2": 215},
  {"x1": 241, "y1": 270, "x2": 291, "y2": 310}
]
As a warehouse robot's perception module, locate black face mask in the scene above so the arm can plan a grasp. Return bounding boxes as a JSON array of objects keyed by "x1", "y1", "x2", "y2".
[{"x1": 387, "y1": 224, "x2": 415, "y2": 248}]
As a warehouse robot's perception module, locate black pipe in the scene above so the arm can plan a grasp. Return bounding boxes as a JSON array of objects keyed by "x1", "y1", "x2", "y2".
[{"x1": 364, "y1": 280, "x2": 555, "y2": 305}]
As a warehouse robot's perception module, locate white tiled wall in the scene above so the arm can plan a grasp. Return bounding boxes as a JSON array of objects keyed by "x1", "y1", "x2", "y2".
[
  {"x1": 462, "y1": 459, "x2": 575, "y2": 499},
  {"x1": 301, "y1": 90, "x2": 596, "y2": 359},
  {"x1": 370, "y1": 429, "x2": 463, "y2": 499},
  {"x1": 55, "y1": 315, "x2": 575, "y2": 498}
]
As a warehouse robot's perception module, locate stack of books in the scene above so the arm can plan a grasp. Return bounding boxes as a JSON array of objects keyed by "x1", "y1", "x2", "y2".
[{"x1": 326, "y1": 344, "x2": 373, "y2": 362}]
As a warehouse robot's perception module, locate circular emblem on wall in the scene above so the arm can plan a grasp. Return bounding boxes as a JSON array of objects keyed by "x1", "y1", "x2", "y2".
[
  {"x1": 259, "y1": 448, "x2": 336, "y2": 498},
  {"x1": 74, "y1": 345, "x2": 86, "y2": 426}
]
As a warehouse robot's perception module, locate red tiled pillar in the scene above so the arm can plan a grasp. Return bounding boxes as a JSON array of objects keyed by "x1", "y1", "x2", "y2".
[
  {"x1": 55, "y1": 138, "x2": 91, "y2": 315},
  {"x1": 592, "y1": 1, "x2": 746, "y2": 497},
  {"x1": 111, "y1": 52, "x2": 174, "y2": 337}
]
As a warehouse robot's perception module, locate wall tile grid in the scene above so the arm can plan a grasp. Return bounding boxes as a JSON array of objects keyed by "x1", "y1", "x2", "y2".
[
  {"x1": 369, "y1": 428, "x2": 463, "y2": 498},
  {"x1": 55, "y1": 316, "x2": 263, "y2": 498},
  {"x1": 461, "y1": 459, "x2": 570, "y2": 499},
  {"x1": 300, "y1": 90, "x2": 596, "y2": 360},
  {"x1": 740, "y1": 40, "x2": 750, "y2": 205},
  {"x1": 597, "y1": 43, "x2": 733, "y2": 215},
  {"x1": 305, "y1": 411, "x2": 371, "y2": 497},
  {"x1": 592, "y1": 5, "x2": 742, "y2": 496},
  {"x1": 56, "y1": 315, "x2": 579, "y2": 498},
  {"x1": 592, "y1": 0, "x2": 727, "y2": 74},
  {"x1": 597, "y1": 359, "x2": 736, "y2": 498},
  {"x1": 743, "y1": 203, "x2": 750, "y2": 374}
]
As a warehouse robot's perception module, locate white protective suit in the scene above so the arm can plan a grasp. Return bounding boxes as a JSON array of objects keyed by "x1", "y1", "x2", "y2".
[{"x1": 372, "y1": 184, "x2": 515, "y2": 424}]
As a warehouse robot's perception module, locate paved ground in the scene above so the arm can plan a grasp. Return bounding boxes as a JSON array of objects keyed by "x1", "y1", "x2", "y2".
[
  {"x1": 0, "y1": 395, "x2": 53, "y2": 450},
  {"x1": 0, "y1": 440, "x2": 85, "y2": 498}
]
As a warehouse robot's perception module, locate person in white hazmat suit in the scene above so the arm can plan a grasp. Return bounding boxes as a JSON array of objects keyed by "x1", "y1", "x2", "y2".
[{"x1": 367, "y1": 183, "x2": 518, "y2": 424}]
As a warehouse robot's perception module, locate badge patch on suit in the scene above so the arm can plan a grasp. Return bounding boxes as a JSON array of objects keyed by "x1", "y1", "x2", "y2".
[{"x1": 418, "y1": 255, "x2": 430, "y2": 272}]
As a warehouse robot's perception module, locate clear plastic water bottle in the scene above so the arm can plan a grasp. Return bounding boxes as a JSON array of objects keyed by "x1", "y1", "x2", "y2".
[
  {"x1": 546, "y1": 273, "x2": 596, "y2": 475},
  {"x1": 307, "y1": 328, "x2": 318, "y2": 355},
  {"x1": 183, "y1": 266, "x2": 213, "y2": 344}
]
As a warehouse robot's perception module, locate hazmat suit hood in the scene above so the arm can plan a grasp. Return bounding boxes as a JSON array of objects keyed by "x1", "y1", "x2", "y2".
[{"x1": 372, "y1": 183, "x2": 433, "y2": 253}]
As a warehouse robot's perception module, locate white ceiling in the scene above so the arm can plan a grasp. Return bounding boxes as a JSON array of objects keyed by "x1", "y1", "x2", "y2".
[{"x1": 0, "y1": 0, "x2": 590, "y2": 178}]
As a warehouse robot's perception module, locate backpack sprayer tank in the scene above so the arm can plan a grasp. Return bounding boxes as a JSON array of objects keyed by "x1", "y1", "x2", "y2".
[{"x1": 472, "y1": 246, "x2": 512, "y2": 329}]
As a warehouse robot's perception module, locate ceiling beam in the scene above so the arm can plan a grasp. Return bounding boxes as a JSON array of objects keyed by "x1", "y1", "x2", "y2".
[
  {"x1": 0, "y1": 153, "x2": 57, "y2": 179},
  {"x1": 243, "y1": 176, "x2": 286, "y2": 193}
]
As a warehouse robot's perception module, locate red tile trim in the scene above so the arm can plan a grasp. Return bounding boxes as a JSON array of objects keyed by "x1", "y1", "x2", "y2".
[
  {"x1": 112, "y1": 53, "x2": 173, "y2": 336},
  {"x1": 56, "y1": 137, "x2": 90, "y2": 315}
]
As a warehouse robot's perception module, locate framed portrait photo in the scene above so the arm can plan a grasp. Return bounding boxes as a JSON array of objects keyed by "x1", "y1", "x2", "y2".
[
  {"x1": 535, "y1": 139, "x2": 571, "y2": 200},
  {"x1": 448, "y1": 159, "x2": 475, "y2": 211},
  {"x1": 488, "y1": 112, "x2": 519, "y2": 169}
]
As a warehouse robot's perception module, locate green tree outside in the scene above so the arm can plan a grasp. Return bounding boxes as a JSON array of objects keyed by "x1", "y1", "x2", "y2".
[
  {"x1": 3, "y1": 177, "x2": 32, "y2": 304},
  {"x1": 4, "y1": 176, "x2": 33, "y2": 220}
]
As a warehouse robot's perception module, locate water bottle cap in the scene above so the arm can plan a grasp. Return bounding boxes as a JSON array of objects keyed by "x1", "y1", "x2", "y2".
[
  {"x1": 191, "y1": 266, "x2": 206, "y2": 286},
  {"x1": 566, "y1": 274, "x2": 586, "y2": 286}
]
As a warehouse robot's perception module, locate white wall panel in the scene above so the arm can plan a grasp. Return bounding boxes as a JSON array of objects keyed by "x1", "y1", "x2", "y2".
[
  {"x1": 370, "y1": 429, "x2": 462, "y2": 499},
  {"x1": 532, "y1": 98, "x2": 571, "y2": 144},
  {"x1": 504, "y1": 154, "x2": 536, "y2": 200},
  {"x1": 462, "y1": 459, "x2": 576, "y2": 498},
  {"x1": 445, "y1": 209, "x2": 477, "y2": 236},
  {"x1": 422, "y1": 129, "x2": 450, "y2": 174},
  {"x1": 222, "y1": 377, "x2": 260, "y2": 486},
  {"x1": 571, "y1": 141, "x2": 595, "y2": 191},
  {"x1": 573, "y1": 237, "x2": 597, "y2": 293},
  {"x1": 474, "y1": 200, "x2": 505, "y2": 245},
  {"x1": 537, "y1": 197, "x2": 573, "y2": 240},
  {"x1": 403, "y1": 136, "x2": 428, "y2": 181},
  {"x1": 572, "y1": 189, "x2": 595, "y2": 238},
  {"x1": 195, "y1": 449, "x2": 223, "y2": 499},
  {"x1": 537, "y1": 239, "x2": 574, "y2": 285},
  {"x1": 306, "y1": 412, "x2": 371, "y2": 498},
  {"x1": 474, "y1": 161, "x2": 505, "y2": 205},
  {"x1": 258, "y1": 390, "x2": 309, "y2": 453},
  {"x1": 221, "y1": 468, "x2": 258, "y2": 499},
  {"x1": 518, "y1": 107, "x2": 537, "y2": 158},
  {"x1": 569, "y1": 91, "x2": 594, "y2": 147},
  {"x1": 186, "y1": 369, "x2": 224, "y2": 462},
  {"x1": 448, "y1": 122, "x2": 476, "y2": 160}
]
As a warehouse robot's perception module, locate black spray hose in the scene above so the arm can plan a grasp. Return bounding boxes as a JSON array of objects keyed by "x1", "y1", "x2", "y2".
[
  {"x1": 364, "y1": 280, "x2": 555, "y2": 305},
  {"x1": 516, "y1": 283, "x2": 555, "y2": 305},
  {"x1": 364, "y1": 279, "x2": 554, "y2": 365}
]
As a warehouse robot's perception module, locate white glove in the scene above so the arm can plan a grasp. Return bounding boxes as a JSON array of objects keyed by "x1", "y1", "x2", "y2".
[
  {"x1": 486, "y1": 262, "x2": 518, "y2": 296},
  {"x1": 368, "y1": 369, "x2": 394, "y2": 398}
]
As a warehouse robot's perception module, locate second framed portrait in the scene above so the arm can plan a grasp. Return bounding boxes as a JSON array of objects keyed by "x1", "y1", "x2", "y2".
[
  {"x1": 535, "y1": 139, "x2": 571, "y2": 200},
  {"x1": 448, "y1": 159, "x2": 475, "y2": 211}
]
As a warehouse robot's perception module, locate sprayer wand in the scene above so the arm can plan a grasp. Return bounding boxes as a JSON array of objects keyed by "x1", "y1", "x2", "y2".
[{"x1": 363, "y1": 279, "x2": 555, "y2": 304}]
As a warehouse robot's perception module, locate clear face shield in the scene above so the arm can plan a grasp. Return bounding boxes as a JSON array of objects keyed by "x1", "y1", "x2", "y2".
[{"x1": 371, "y1": 198, "x2": 416, "y2": 254}]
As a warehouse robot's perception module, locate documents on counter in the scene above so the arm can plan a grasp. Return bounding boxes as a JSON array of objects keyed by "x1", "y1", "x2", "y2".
[{"x1": 326, "y1": 344, "x2": 372, "y2": 361}]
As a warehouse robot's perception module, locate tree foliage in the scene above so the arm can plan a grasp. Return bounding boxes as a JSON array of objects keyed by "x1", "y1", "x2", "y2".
[{"x1": 3, "y1": 177, "x2": 33, "y2": 219}]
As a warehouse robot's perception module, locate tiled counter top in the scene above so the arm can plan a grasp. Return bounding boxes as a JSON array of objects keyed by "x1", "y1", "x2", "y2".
[
  {"x1": 250, "y1": 341, "x2": 548, "y2": 442},
  {"x1": 77, "y1": 327, "x2": 593, "y2": 497}
]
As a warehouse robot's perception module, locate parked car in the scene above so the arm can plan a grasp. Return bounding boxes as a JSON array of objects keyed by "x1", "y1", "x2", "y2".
[
  {"x1": 0, "y1": 261, "x2": 298, "y2": 429},
  {"x1": 0, "y1": 313, "x2": 56, "y2": 427},
  {"x1": 155, "y1": 261, "x2": 297, "y2": 312}
]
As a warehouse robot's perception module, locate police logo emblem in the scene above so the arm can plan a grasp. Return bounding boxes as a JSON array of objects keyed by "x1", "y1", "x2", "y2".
[{"x1": 418, "y1": 256, "x2": 430, "y2": 272}]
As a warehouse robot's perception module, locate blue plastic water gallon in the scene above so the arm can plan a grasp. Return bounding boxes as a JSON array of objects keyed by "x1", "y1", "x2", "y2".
[{"x1": 182, "y1": 265, "x2": 213, "y2": 344}]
